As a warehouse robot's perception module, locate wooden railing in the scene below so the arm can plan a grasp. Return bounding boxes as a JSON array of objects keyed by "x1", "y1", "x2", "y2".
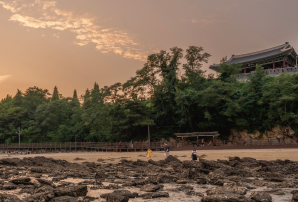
[{"x1": 0, "y1": 139, "x2": 297, "y2": 152}]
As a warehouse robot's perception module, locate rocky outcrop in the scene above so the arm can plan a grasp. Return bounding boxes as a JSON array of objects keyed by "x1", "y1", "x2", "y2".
[{"x1": 229, "y1": 126, "x2": 298, "y2": 144}]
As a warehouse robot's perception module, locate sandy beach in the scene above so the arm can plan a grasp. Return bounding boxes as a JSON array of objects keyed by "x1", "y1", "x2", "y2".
[{"x1": 1, "y1": 148, "x2": 297, "y2": 163}]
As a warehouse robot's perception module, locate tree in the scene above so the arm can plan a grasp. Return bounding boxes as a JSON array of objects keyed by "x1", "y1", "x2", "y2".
[
  {"x1": 73, "y1": 89, "x2": 78, "y2": 99},
  {"x1": 217, "y1": 63, "x2": 242, "y2": 82},
  {"x1": 52, "y1": 86, "x2": 60, "y2": 101}
]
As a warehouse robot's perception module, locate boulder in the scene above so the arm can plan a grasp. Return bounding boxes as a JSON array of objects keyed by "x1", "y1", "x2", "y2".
[
  {"x1": 37, "y1": 179, "x2": 56, "y2": 187},
  {"x1": 10, "y1": 177, "x2": 31, "y2": 184},
  {"x1": 165, "y1": 155, "x2": 181, "y2": 163},
  {"x1": 250, "y1": 192, "x2": 272, "y2": 202},
  {"x1": 185, "y1": 191, "x2": 203, "y2": 197},
  {"x1": 140, "y1": 184, "x2": 161, "y2": 192},
  {"x1": 35, "y1": 185, "x2": 54, "y2": 194},
  {"x1": 229, "y1": 157, "x2": 241, "y2": 161},
  {"x1": 27, "y1": 192, "x2": 55, "y2": 202},
  {"x1": 122, "y1": 181, "x2": 136, "y2": 187},
  {"x1": 206, "y1": 187, "x2": 247, "y2": 196},
  {"x1": 31, "y1": 167, "x2": 48, "y2": 173},
  {"x1": 292, "y1": 194, "x2": 298, "y2": 202},
  {"x1": 106, "y1": 194, "x2": 129, "y2": 202},
  {"x1": 54, "y1": 185, "x2": 88, "y2": 197},
  {"x1": 196, "y1": 178, "x2": 207, "y2": 184},
  {"x1": 51, "y1": 196, "x2": 79, "y2": 202},
  {"x1": 139, "y1": 192, "x2": 169, "y2": 199},
  {"x1": 132, "y1": 159, "x2": 149, "y2": 166},
  {"x1": 202, "y1": 193, "x2": 253, "y2": 202},
  {"x1": 176, "y1": 180, "x2": 188, "y2": 184},
  {"x1": 2, "y1": 182, "x2": 17, "y2": 190},
  {"x1": 0, "y1": 194, "x2": 22, "y2": 202},
  {"x1": 0, "y1": 158, "x2": 21, "y2": 166},
  {"x1": 100, "y1": 190, "x2": 138, "y2": 199}
]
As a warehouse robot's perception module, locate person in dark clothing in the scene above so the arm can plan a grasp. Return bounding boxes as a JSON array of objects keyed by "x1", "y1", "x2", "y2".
[
  {"x1": 192, "y1": 148, "x2": 197, "y2": 161},
  {"x1": 164, "y1": 142, "x2": 170, "y2": 158}
]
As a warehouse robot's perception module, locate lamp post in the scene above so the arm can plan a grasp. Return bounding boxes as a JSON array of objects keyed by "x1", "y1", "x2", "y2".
[
  {"x1": 148, "y1": 125, "x2": 150, "y2": 148},
  {"x1": 16, "y1": 127, "x2": 21, "y2": 150}
]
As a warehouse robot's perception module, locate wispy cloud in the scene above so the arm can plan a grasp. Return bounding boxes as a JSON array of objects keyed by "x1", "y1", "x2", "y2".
[
  {"x1": 0, "y1": 75, "x2": 11, "y2": 83},
  {"x1": 0, "y1": 0, "x2": 150, "y2": 61}
]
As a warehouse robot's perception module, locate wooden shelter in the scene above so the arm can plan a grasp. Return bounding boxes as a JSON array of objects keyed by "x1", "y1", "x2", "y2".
[{"x1": 175, "y1": 132, "x2": 220, "y2": 146}]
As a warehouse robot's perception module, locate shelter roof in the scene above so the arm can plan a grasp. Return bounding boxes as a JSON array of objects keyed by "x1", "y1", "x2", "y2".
[
  {"x1": 210, "y1": 42, "x2": 297, "y2": 71},
  {"x1": 175, "y1": 132, "x2": 220, "y2": 137}
]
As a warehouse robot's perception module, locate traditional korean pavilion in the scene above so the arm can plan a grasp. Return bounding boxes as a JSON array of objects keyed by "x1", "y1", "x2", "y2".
[{"x1": 210, "y1": 42, "x2": 298, "y2": 74}]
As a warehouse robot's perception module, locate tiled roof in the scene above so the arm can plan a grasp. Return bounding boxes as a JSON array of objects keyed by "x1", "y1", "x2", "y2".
[{"x1": 210, "y1": 42, "x2": 296, "y2": 70}]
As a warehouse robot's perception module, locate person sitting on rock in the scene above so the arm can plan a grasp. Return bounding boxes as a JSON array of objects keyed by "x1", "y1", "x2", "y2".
[{"x1": 147, "y1": 148, "x2": 153, "y2": 160}]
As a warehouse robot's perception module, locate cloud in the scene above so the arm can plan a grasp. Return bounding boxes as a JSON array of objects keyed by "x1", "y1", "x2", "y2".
[
  {"x1": 0, "y1": 0, "x2": 150, "y2": 61},
  {"x1": 0, "y1": 75, "x2": 11, "y2": 83}
]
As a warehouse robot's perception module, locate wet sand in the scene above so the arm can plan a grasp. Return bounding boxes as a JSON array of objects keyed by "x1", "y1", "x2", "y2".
[{"x1": 1, "y1": 148, "x2": 297, "y2": 163}]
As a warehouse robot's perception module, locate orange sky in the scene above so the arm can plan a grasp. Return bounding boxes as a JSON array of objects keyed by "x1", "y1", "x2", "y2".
[{"x1": 1, "y1": 0, "x2": 298, "y2": 99}]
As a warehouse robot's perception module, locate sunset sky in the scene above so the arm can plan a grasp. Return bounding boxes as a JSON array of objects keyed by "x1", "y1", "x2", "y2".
[{"x1": 1, "y1": 0, "x2": 298, "y2": 99}]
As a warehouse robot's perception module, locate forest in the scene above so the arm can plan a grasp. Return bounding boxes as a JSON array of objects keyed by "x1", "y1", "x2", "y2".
[{"x1": 1, "y1": 46, "x2": 298, "y2": 144}]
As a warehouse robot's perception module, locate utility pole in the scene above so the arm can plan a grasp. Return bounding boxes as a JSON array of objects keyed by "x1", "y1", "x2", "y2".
[
  {"x1": 148, "y1": 125, "x2": 150, "y2": 148},
  {"x1": 16, "y1": 127, "x2": 21, "y2": 150}
]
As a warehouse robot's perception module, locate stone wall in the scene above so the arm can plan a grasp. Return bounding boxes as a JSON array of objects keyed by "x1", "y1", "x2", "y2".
[{"x1": 235, "y1": 66, "x2": 298, "y2": 82}]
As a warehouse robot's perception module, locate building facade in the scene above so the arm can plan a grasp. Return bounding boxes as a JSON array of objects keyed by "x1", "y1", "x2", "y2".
[{"x1": 209, "y1": 42, "x2": 298, "y2": 81}]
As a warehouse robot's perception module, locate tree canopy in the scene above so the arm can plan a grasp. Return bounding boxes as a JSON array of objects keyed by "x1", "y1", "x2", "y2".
[{"x1": 1, "y1": 46, "x2": 298, "y2": 143}]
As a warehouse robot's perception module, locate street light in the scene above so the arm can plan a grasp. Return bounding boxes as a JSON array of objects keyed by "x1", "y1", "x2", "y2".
[
  {"x1": 16, "y1": 127, "x2": 21, "y2": 150},
  {"x1": 148, "y1": 125, "x2": 150, "y2": 148}
]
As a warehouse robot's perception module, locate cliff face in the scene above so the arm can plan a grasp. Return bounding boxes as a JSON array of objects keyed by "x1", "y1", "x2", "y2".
[{"x1": 229, "y1": 126, "x2": 298, "y2": 145}]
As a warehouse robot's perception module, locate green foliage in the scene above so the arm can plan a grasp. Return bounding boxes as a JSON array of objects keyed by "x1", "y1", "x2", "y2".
[{"x1": 0, "y1": 47, "x2": 297, "y2": 143}]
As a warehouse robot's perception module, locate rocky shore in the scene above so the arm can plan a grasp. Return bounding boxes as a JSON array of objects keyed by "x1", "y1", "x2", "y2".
[{"x1": 1, "y1": 155, "x2": 298, "y2": 201}]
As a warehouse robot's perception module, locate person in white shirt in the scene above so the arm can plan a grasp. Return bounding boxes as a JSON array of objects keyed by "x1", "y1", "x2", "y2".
[{"x1": 192, "y1": 148, "x2": 197, "y2": 161}]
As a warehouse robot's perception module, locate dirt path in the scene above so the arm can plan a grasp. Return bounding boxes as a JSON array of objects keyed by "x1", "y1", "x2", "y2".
[{"x1": 1, "y1": 148, "x2": 297, "y2": 163}]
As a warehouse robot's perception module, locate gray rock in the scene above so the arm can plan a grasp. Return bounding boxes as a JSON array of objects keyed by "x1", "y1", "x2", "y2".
[
  {"x1": 10, "y1": 177, "x2": 31, "y2": 184},
  {"x1": 140, "y1": 184, "x2": 161, "y2": 192},
  {"x1": 54, "y1": 185, "x2": 88, "y2": 197},
  {"x1": 27, "y1": 192, "x2": 55, "y2": 202},
  {"x1": 51, "y1": 196, "x2": 79, "y2": 202},
  {"x1": 0, "y1": 194, "x2": 22, "y2": 202},
  {"x1": 3, "y1": 182, "x2": 17, "y2": 190},
  {"x1": 0, "y1": 158, "x2": 21, "y2": 166},
  {"x1": 106, "y1": 194, "x2": 129, "y2": 202},
  {"x1": 202, "y1": 193, "x2": 253, "y2": 202},
  {"x1": 206, "y1": 187, "x2": 247, "y2": 196},
  {"x1": 250, "y1": 192, "x2": 272, "y2": 202},
  {"x1": 292, "y1": 193, "x2": 298, "y2": 202},
  {"x1": 139, "y1": 192, "x2": 169, "y2": 199},
  {"x1": 165, "y1": 155, "x2": 181, "y2": 163},
  {"x1": 37, "y1": 179, "x2": 55, "y2": 187},
  {"x1": 35, "y1": 185, "x2": 54, "y2": 194},
  {"x1": 31, "y1": 167, "x2": 48, "y2": 173}
]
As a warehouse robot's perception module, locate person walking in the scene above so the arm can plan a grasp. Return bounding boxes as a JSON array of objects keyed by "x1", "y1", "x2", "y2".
[
  {"x1": 146, "y1": 148, "x2": 153, "y2": 160},
  {"x1": 164, "y1": 142, "x2": 170, "y2": 158},
  {"x1": 192, "y1": 148, "x2": 197, "y2": 161},
  {"x1": 201, "y1": 138, "x2": 204, "y2": 147},
  {"x1": 130, "y1": 140, "x2": 133, "y2": 148}
]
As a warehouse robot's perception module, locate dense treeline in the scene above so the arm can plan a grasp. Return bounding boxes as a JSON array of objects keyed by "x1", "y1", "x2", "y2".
[{"x1": 1, "y1": 46, "x2": 298, "y2": 143}]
